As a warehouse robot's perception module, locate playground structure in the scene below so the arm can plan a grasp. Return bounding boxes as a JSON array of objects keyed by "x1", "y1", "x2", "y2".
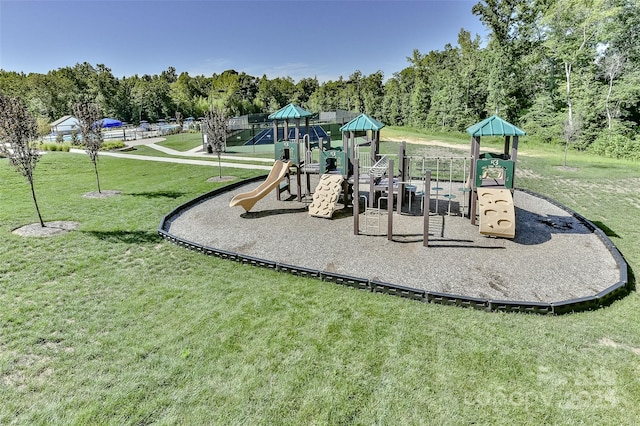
[
  {"x1": 163, "y1": 107, "x2": 628, "y2": 314},
  {"x1": 230, "y1": 104, "x2": 523, "y2": 243},
  {"x1": 467, "y1": 115, "x2": 524, "y2": 239},
  {"x1": 234, "y1": 103, "x2": 384, "y2": 217},
  {"x1": 351, "y1": 115, "x2": 524, "y2": 243}
]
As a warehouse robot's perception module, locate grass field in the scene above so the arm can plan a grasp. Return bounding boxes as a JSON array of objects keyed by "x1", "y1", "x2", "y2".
[
  {"x1": 155, "y1": 133, "x2": 203, "y2": 151},
  {"x1": 1, "y1": 136, "x2": 639, "y2": 424}
]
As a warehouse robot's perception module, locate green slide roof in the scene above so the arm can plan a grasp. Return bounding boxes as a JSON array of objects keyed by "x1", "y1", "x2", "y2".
[
  {"x1": 268, "y1": 103, "x2": 313, "y2": 120},
  {"x1": 339, "y1": 113, "x2": 385, "y2": 132},
  {"x1": 466, "y1": 115, "x2": 525, "y2": 136}
]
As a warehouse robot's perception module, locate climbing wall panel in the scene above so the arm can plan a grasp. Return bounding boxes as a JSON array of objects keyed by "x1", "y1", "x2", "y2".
[
  {"x1": 477, "y1": 188, "x2": 515, "y2": 238},
  {"x1": 308, "y1": 174, "x2": 344, "y2": 219}
]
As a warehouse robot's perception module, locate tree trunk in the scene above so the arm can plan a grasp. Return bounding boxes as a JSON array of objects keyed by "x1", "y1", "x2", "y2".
[
  {"x1": 29, "y1": 177, "x2": 45, "y2": 227},
  {"x1": 217, "y1": 154, "x2": 222, "y2": 178},
  {"x1": 93, "y1": 159, "x2": 102, "y2": 193},
  {"x1": 606, "y1": 74, "x2": 614, "y2": 131},
  {"x1": 564, "y1": 62, "x2": 573, "y2": 168}
]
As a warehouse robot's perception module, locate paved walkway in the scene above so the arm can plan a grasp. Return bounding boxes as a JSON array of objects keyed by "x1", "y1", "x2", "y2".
[
  {"x1": 68, "y1": 137, "x2": 274, "y2": 171},
  {"x1": 143, "y1": 138, "x2": 274, "y2": 163}
]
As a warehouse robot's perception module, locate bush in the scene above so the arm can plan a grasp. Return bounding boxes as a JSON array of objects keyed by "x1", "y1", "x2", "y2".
[
  {"x1": 102, "y1": 140, "x2": 125, "y2": 150},
  {"x1": 70, "y1": 130, "x2": 80, "y2": 145},
  {"x1": 590, "y1": 132, "x2": 640, "y2": 161},
  {"x1": 40, "y1": 142, "x2": 71, "y2": 152}
]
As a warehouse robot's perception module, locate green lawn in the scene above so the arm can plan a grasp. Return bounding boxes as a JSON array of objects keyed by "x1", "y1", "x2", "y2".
[
  {"x1": 155, "y1": 133, "x2": 203, "y2": 151},
  {"x1": 1, "y1": 145, "x2": 639, "y2": 424}
]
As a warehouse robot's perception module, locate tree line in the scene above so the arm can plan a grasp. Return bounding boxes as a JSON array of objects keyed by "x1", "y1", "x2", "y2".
[{"x1": 1, "y1": 0, "x2": 639, "y2": 159}]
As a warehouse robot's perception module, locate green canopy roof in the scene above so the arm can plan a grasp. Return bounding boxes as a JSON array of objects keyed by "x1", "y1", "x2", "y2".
[
  {"x1": 339, "y1": 113, "x2": 385, "y2": 132},
  {"x1": 466, "y1": 115, "x2": 525, "y2": 137},
  {"x1": 268, "y1": 103, "x2": 313, "y2": 120}
]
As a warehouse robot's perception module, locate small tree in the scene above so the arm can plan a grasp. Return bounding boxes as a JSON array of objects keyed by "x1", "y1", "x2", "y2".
[
  {"x1": 0, "y1": 93, "x2": 45, "y2": 227},
  {"x1": 73, "y1": 101, "x2": 104, "y2": 193},
  {"x1": 562, "y1": 114, "x2": 582, "y2": 167},
  {"x1": 175, "y1": 111, "x2": 183, "y2": 131},
  {"x1": 204, "y1": 107, "x2": 227, "y2": 178}
]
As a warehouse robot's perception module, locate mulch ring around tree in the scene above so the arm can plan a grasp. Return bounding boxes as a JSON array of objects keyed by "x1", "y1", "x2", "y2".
[
  {"x1": 12, "y1": 221, "x2": 80, "y2": 237},
  {"x1": 207, "y1": 176, "x2": 236, "y2": 183},
  {"x1": 82, "y1": 190, "x2": 122, "y2": 198}
]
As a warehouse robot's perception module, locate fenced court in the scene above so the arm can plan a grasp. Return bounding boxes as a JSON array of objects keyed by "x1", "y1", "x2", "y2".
[{"x1": 233, "y1": 125, "x2": 332, "y2": 147}]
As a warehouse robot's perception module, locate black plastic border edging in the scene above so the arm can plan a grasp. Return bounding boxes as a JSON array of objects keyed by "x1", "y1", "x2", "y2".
[{"x1": 158, "y1": 178, "x2": 630, "y2": 315}]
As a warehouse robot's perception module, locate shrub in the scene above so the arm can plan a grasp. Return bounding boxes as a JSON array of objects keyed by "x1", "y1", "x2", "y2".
[
  {"x1": 70, "y1": 130, "x2": 80, "y2": 145},
  {"x1": 40, "y1": 142, "x2": 71, "y2": 152},
  {"x1": 102, "y1": 140, "x2": 125, "y2": 150},
  {"x1": 590, "y1": 132, "x2": 640, "y2": 161}
]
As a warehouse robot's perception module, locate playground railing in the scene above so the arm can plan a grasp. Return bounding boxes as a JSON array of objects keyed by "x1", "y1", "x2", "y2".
[{"x1": 368, "y1": 154, "x2": 390, "y2": 178}]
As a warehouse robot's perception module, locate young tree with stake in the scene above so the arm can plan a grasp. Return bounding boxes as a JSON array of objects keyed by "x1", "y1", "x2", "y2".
[
  {"x1": 204, "y1": 107, "x2": 227, "y2": 178},
  {"x1": 0, "y1": 93, "x2": 46, "y2": 227},
  {"x1": 73, "y1": 101, "x2": 104, "y2": 193}
]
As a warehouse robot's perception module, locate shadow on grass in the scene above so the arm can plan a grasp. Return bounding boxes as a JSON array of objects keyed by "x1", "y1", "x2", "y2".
[
  {"x1": 628, "y1": 266, "x2": 637, "y2": 292},
  {"x1": 83, "y1": 230, "x2": 161, "y2": 244},
  {"x1": 592, "y1": 221, "x2": 621, "y2": 238},
  {"x1": 128, "y1": 191, "x2": 186, "y2": 199}
]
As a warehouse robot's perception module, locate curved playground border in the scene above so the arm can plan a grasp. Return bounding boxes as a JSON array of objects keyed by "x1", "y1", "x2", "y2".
[{"x1": 158, "y1": 175, "x2": 630, "y2": 315}]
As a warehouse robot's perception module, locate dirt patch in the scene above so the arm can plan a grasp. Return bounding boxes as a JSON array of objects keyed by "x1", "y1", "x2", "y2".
[
  {"x1": 384, "y1": 136, "x2": 541, "y2": 157},
  {"x1": 385, "y1": 137, "x2": 468, "y2": 152},
  {"x1": 207, "y1": 176, "x2": 237, "y2": 183},
  {"x1": 12, "y1": 221, "x2": 80, "y2": 237},
  {"x1": 82, "y1": 190, "x2": 122, "y2": 198},
  {"x1": 555, "y1": 166, "x2": 580, "y2": 172},
  {"x1": 598, "y1": 337, "x2": 640, "y2": 356}
]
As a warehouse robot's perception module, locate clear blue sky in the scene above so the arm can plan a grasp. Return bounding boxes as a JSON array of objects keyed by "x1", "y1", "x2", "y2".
[{"x1": 0, "y1": 0, "x2": 487, "y2": 83}]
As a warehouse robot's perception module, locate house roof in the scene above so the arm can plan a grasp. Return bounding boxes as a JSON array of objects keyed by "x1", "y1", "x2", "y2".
[
  {"x1": 50, "y1": 115, "x2": 77, "y2": 127},
  {"x1": 466, "y1": 115, "x2": 525, "y2": 137},
  {"x1": 268, "y1": 103, "x2": 313, "y2": 120},
  {"x1": 339, "y1": 113, "x2": 385, "y2": 132}
]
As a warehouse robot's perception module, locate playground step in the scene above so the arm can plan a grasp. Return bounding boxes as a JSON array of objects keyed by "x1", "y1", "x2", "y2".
[{"x1": 364, "y1": 207, "x2": 385, "y2": 233}]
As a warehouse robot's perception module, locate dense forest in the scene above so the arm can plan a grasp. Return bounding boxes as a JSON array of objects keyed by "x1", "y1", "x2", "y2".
[{"x1": 1, "y1": 0, "x2": 639, "y2": 159}]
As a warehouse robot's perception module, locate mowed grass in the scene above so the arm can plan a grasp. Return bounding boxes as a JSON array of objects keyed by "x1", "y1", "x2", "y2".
[
  {"x1": 1, "y1": 148, "x2": 640, "y2": 424},
  {"x1": 155, "y1": 133, "x2": 203, "y2": 151}
]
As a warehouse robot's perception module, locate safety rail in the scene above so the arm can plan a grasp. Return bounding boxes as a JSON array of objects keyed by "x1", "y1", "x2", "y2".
[{"x1": 367, "y1": 154, "x2": 390, "y2": 178}]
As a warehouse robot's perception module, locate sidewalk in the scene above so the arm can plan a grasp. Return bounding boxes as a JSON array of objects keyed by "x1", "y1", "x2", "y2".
[
  {"x1": 68, "y1": 148, "x2": 273, "y2": 171},
  {"x1": 145, "y1": 140, "x2": 274, "y2": 163}
]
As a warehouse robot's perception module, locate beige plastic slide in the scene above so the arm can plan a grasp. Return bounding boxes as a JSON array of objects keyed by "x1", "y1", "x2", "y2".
[
  {"x1": 308, "y1": 174, "x2": 344, "y2": 218},
  {"x1": 477, "y1": 188, "x2": 515, "y2": 238},
  {"x1": 229, "y1": 160, "x2": 294, "y2": 212}
]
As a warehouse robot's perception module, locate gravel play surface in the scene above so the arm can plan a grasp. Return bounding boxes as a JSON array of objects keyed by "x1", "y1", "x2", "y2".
[{"x1": 165, "y1": 178, "x2": 622, "y2": 304}]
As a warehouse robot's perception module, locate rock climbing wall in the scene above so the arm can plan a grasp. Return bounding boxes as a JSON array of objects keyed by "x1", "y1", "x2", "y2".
[
  {"x1": 477, "y1": 187, "x2": 515, "y2": 238},
  {"x1": 308, "y1": 174, "x2": 344, "y2": 218}
]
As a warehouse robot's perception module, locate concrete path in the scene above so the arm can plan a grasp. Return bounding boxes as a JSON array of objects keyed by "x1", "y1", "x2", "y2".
[
  {"x1": 68, "y1": 136, "x2": 274, "y2": 171},
  {"x1": 140, "y1": 137, "x2": 274, "y2": 163}
]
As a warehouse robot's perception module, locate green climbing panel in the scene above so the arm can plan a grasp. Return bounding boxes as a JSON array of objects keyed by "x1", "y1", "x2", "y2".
[
  {"x1": 275, "y1": 141, "x2": 300, "y2": 164},
  {"x1": 475, "y1": 158, "x2": 514, "y2": 189}
]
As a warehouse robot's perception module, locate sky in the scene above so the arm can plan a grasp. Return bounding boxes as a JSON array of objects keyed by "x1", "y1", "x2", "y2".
[{"x1": 0, "y1": 0, "x2": 488, "y2": 83}]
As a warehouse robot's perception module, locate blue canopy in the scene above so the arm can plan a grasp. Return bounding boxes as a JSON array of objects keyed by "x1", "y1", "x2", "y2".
[{"x1": 100, "y1": 118, "x2": 123, "y2": 128}]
